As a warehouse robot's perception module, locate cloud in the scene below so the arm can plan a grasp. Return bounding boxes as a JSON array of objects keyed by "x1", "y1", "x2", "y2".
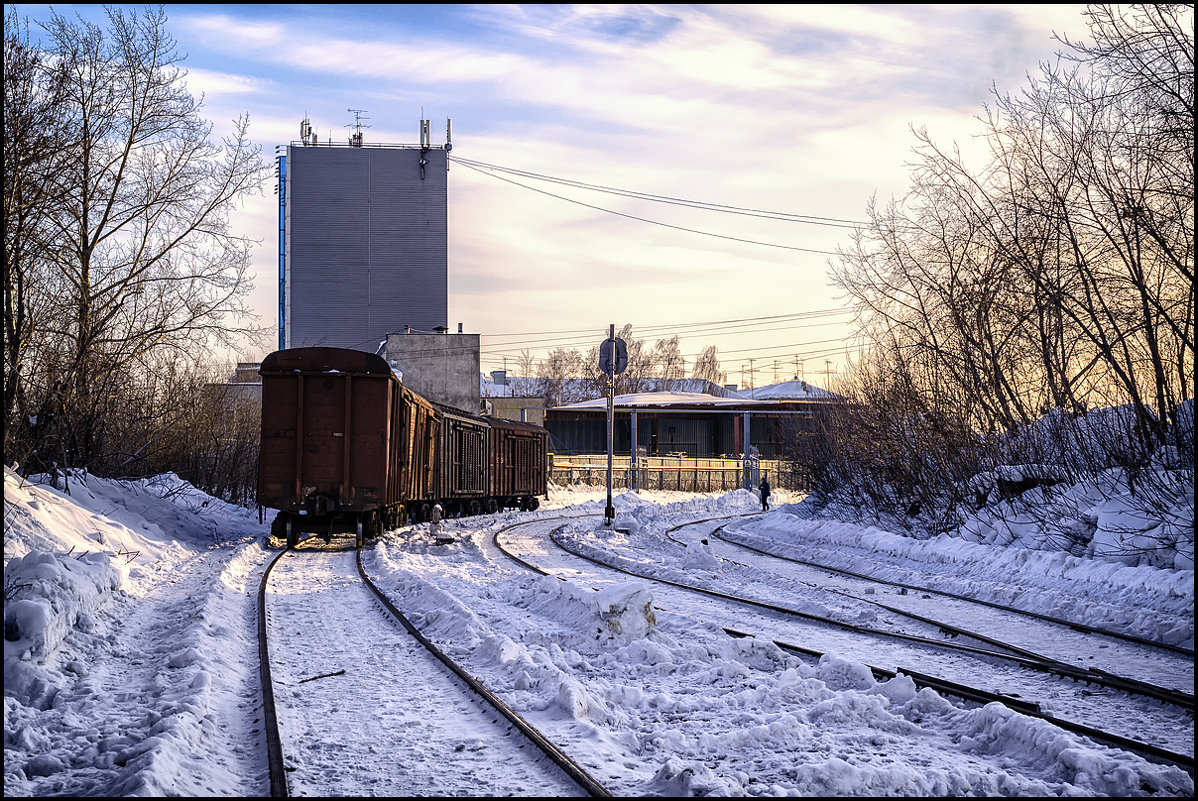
[{"x1": 149, "y1": 4, "x2": 1095, "y2": 368}]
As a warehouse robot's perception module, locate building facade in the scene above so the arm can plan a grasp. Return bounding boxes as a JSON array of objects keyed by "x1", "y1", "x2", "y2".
[
  {"x1": 385, "y1": 330, "x2": 479, "y2": 414},
  {"x1": 278, "y1": 126, "x2": 449, "y2": 352}
]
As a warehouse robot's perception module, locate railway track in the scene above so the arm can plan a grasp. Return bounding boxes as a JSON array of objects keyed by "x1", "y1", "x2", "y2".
[
  {"x1": 707, "y1": 519, "x2": 1194, "y2": 657},
  {"x1": 492, "y1": 512, "x2": 1194, "y2": 774},
  {"x1": 255, "y1": 535, "x2": 611, "y2": 797},
  {"x1": 662, "y1": 519, "x2": 1194, "y2": 705}
]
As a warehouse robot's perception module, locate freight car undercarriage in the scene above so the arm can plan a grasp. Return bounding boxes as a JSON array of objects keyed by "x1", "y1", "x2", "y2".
[{"x1": 269, "y1": 494, "x2": 541, "y2": 548}]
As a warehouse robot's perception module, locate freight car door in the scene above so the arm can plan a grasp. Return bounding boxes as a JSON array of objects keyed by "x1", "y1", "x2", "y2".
[
  {"x1": 348, "y1": 374, "x2": 391, "y2": 510},
  {"x1": 258, "y1": 372, "x2": 300, "y2": 508},
  {"x1": 300, "y1": 374, "x2": 347, "y2": 501}
]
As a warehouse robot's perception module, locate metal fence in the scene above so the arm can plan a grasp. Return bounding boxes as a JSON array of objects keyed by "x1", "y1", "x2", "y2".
[{"x1": 549, "y1": 454, "x2": 792, "y2": 492}]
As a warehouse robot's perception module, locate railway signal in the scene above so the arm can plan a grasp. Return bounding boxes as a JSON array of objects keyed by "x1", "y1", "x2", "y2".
[{"x1": 599, "y1": 326, "x2": 627, "y2": 526}]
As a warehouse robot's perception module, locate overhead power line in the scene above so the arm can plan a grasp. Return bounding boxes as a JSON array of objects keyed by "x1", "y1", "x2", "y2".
[
  {"x1": 451, "y1": 156, "x2": 866, "y2": 229},
  {"x1": 479, "y1": 310, "x2": 853, "y2": 354},
  {"x1": 480, "y1": 308, "x2": 849, "y2": 342},
  {"x1": 450, "y1": 158, "x2": 847, "y2": 256}
]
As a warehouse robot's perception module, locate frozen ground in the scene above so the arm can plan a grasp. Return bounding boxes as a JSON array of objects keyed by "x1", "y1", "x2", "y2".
[{"x1": 3, "y1": 468, "x2": 1193, "y2": 796}]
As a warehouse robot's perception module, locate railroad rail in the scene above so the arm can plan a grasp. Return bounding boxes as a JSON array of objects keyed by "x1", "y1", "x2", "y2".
[
  {"x1": 555, "y1": 519, "x2": 1193, "y2": 710},
  {"x1": 709, "y1": 520, "x2": 1195, "y2": 657},
  {"x1": 255, "y1": 535, "x2": 612, "y2": 797},
  {"x1": 491, "y1": 513, "x2": 1194, "y2": 775}
]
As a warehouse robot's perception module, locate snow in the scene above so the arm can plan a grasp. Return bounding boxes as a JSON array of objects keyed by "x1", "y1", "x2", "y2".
[
  {"x1": 736, "y1": 379, "x2": 838, "y2": 401},
  {"x1": 557, "y1": 391, "x2": 773, "y2": 410},
  {"x1": 3, "y1": 465, "x2": 1193, "y2": 796}
]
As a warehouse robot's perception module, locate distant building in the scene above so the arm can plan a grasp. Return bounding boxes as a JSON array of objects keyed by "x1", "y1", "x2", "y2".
[
  {"x1": 543, "y1": 380, "x2": 841, "y2": 458},
  {"x1": 277, "y1": 118, "x2": 451, "y2": 352},
  {"x1": 202, "y1": 364, "x2": 262, "y2": 416},
  {"x1": 385, "y1": 329, "x2": 479, "y2": 413}
]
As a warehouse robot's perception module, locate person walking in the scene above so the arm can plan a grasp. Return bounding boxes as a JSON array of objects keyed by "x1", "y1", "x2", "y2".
[{"x1": 759, "y1": 477, "x2": 771, "y2": 511}]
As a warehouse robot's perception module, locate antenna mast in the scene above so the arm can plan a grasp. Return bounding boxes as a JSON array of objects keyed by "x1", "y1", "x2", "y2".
[{"x1": 347, "y1": 108, "x2": 371, "y2": 147}]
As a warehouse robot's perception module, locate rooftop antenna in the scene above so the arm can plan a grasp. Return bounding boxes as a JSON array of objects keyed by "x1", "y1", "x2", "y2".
[
  {"x1": 419, "y1": 116, "x2": 431, "y2": 179},
  {"x1": 347, "y1": 108, "x2": 370, "y2": 147}
]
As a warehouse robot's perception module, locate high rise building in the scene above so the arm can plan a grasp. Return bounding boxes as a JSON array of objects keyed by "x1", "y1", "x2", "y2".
[{"x1": 276, "y1": 117, "x2": 451, "y2": 352}]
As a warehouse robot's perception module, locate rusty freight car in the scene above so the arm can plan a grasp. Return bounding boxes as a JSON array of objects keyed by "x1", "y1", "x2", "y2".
[
  {"x1": 434, "y1": 403, "x2": 491, "y2": 517},
  {"x1": 257, "y1": 347, "x2": 549, "y2": 547},
  {"x1": 488, "y1": 417, "x2": 547, "y2": 512}
]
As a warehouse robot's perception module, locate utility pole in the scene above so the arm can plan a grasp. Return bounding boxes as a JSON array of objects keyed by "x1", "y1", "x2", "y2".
[
  {"x1": 606, "y1": 324, "x2": 615, "y2": 525},
  {"x1": 598, "y1": 325, "x2": 627, "y2": 527}
]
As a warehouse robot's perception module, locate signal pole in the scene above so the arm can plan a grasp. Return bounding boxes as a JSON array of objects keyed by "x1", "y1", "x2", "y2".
[
  {"x1": 606, "y1": 325, "x2": 615, "y2": 525},
  {"x1": 598, "y1": 324, "x2": 627, "y2": 527}
]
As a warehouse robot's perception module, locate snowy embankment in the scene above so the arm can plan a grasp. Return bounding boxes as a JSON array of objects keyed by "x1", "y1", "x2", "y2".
[
  {"x1": 4, "y1": 469, "x2": 267, "y2": 796},
  {"x1": 3, "y1": 467, "x2": 1194, "y2": 796}
]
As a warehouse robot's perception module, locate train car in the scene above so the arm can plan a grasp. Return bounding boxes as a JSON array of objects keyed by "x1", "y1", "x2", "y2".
[
  {"x1": 486, "y1": 416, "x2": 547, "y2": 512},
  {"x1": 257, "y1": 347, "x2": 437, "y2": 546},
  {"x1": 432, "y1": 402, "x2": 491, "y2": 518},
  {"x1": 257, "y1": 346, "x2": 549, "y2": 546}
]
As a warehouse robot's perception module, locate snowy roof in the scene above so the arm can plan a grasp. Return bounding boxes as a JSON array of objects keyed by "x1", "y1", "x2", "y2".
[
  {"x1": 479, "y1": 374, "x2": 543, "y2": 398},
  {"x1": 555, "y1": 391, "x2": 778, "y2": 411},
  {"x1": 736, "y1": 379, "x2": 840, "y2": 401}
]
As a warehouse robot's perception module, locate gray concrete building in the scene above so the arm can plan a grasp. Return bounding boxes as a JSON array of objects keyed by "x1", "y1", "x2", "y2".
[
  {"x1": 278, "y1": 120, "x2": 450, "y2": 352},
  {"x1": 385, "y1": 330, "x2": 480, "y2": 414}
]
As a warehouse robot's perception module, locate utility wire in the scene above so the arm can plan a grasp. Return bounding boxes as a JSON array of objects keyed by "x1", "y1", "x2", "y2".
[
  {"x1": 450, "y1": 156, "x2": 866, "y2": 229},
  {"x1": 480, "y1": 309, "x2": 852, "y2": 349},
  {"x1": 476, "y1": 318, "x2": 852, "y2": 359},
  {"x1": 451, "y1": 158, "x2": 844, "y2": 256}
]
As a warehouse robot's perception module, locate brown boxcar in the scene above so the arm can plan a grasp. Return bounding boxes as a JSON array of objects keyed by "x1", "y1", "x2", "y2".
[
  {"x1": 257, "y1": 347, "x2": 437, "y2": 545},
  {"x1": 486, "y1": 417, "x2": 548, "y2": 511},
  {"x1": 257, "y1": 346, "x2": 549, "y2": 546},
  {"x1": 433, "y1": 403, "x2": 490, "y2": 517}
]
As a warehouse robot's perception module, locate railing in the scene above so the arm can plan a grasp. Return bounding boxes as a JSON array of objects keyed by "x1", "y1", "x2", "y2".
[{"x1": 549, "y1": 454, "x2": 791, "y2": 492}]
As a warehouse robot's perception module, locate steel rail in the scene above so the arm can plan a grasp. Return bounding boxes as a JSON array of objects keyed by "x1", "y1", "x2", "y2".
[
  {"x1": 649, "y1": 518, "x2": 1194, "y2": 709},
  {"x1": 487, "y1": 514, "x2": 1193, "y2": 773},
  {"x1": 699, "y1": 518, "x2": 1194, "y2": 657},
  {"x1": 353, "y1": 544, "x2": 612, "y2": 798},
  {"x1": 256, "y1": 545, "x2": 293, "y2": 798}
]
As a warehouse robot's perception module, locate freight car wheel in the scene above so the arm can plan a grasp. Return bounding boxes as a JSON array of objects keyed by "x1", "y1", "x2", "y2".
[
  {"x1": 485, "y1": 498, "x2": 498, "y2": 514},
  {"x1": 285, "y1": 517, "x2": 297, "y2": 548}
]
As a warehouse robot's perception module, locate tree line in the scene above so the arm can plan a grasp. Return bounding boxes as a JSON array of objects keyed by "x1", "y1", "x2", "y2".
[
  {"x1": 517, "y1": 326, "x2": 728, "y2": 406},
  {"x1": 4, "y1": 5, "x2": 268, "y2": 499},
  {"x1": 793, "y1": 4, "x2": 1193, "y2": 560}
]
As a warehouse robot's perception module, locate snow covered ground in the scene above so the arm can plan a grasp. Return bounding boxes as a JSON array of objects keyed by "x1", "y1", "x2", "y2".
[{"x1": 4, "y1": 466, "x2": 1194, "y2": 796}]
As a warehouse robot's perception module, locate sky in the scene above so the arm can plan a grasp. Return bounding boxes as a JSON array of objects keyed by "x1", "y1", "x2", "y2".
[
  {"x1": 10, "y1": 3, "x2": 1095, "y2": 387},
  {"x1": 3, "y1": 456, "x2": 1192, "y2": 796}
]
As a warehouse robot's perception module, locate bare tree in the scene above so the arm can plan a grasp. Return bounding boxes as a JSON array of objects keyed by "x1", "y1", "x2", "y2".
[
  {"x1": 648, "y1": 335, "x2": 686, "y2": 384},
  {"x1": 537, "y1": 346, "x2": 585, "y2": 406},
  {"x1": 691, "y1": 345, "x2": 726, "y2": 385},
  {"x1": 3, "y1": 7, "x2": 71, "y2": 460},
  {"x1": 4, "y1": 6, "x2": 269, "y2": 474},
  {"x1": 515, "y1": 348, "x2": 536, "y2": 378},
  {"x1": 818, "y1": 4, "x2": 1193, "y2": 539}
]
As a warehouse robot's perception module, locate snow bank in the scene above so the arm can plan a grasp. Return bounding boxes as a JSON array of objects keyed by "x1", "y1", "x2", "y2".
[{"x1": 3, "y1": 467, "x2": 267, "y2": 796}]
